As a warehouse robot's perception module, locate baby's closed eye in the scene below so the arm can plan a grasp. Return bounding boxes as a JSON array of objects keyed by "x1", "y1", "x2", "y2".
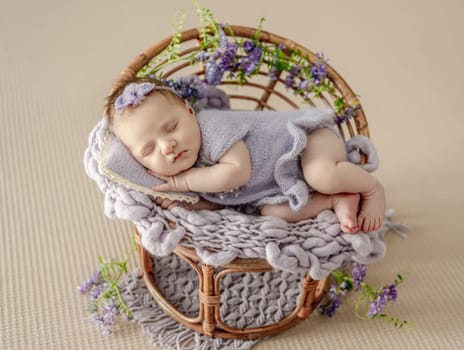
[
  {"x1": 142, "y1": 144, "x2": 155, "y2": 157},
  {"x1": 166, "y1": 120, "x2": 178, "y2": 132}
]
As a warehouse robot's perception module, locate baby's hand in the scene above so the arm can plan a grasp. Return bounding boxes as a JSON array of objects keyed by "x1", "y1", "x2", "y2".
[
  {"x1": 148, "y1": 169, "x2": 190, "y2": 192},
  {"x1": 154, "y1": 197, "x2": 181, "y2": 210},
  {"x1": 153, "y1": 197, "x2": 222, "y2": 211}
]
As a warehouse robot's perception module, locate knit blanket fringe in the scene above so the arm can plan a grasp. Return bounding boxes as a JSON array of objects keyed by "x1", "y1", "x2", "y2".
[
  {"x1": 117, "y1": 252, "x2": 307, "y2": 350},
  {"x1": 119, "y1": 267, "x2": 262, "y2": 350}
]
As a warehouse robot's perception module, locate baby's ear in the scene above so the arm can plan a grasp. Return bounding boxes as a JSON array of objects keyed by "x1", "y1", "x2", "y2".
[{"x1": 184, "y1": 100, "x2": 194, "y2": 115}]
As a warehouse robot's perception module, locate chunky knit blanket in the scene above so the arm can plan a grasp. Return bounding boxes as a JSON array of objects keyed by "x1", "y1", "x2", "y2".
[
  {"x1": 84, "y1": 112, "x2": 409, "y2": 280},
  {"x1": 118, "y1": 254, "x2": 300, "y2": 350}
]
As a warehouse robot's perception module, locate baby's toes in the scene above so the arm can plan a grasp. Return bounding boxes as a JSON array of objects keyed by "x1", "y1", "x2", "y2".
[
  {"x1": 341, "y1": 224, "x2": 357, "y2": 234},
  {"x1": 362, "y1": 218, "x2": 372, "y2": 232},
  {"x1": 370, "y1": 220, "x2": 378, "y2": 232},
  {"x1": 379, "y1": 217, "x2": 384, "y2": 229},
  {"x1": 357, "y1": 216, "x2": 365, "y2": 232},
  {"x1": 374, "y1": 218, "x2": 381, "y2": 231},
  {"x1": 365, "y1": 220, "x2": 373, "y2": 232},
  {"x1": 371, "y1": 218, "x2": 380, "y2": 232}
]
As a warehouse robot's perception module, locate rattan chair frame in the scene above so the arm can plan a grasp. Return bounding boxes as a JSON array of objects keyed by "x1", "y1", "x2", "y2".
[{"x1": 111, "y1": 25, "x2": 370, "y2": 339}]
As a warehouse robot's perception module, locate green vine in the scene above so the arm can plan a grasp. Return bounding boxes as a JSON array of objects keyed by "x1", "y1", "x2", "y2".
[{"x1": 136, "y1": 1, "x2": 362, "y2": 120}]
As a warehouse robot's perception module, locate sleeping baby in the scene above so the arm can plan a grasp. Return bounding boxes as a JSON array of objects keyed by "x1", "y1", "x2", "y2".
[{"x1": 104, "y1": 77, "x2": 385, "y2": 234}]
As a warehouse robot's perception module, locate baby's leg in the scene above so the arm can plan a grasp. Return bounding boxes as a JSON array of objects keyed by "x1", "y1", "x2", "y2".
[
  {"x1": 260, "y1": 192, "x2": 360, "y2": 233},
  {"x1": 300, "y1": 128, "x2": 385, "y2": 232}
]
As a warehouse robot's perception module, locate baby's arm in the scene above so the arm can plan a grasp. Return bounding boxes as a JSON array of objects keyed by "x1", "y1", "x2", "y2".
[{"x1": 152, "y1": 140, "x2": 251, "y2": 193}]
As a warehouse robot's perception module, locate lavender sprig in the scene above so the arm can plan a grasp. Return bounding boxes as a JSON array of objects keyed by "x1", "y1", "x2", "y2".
[
  {"x1": 352, "y1": 262, "x2": 366, "y2": 292},
  {"x1": 78, "y1": 237, "x2": 137, "y2": 336},
  {"x1": 78, "y1": 269, "x2": 101, "y2": 295},
  {"x1": 310, "y1": 52, "x2": 329, "y2": 85},
  {"x1": 138, "y1": 5, "x2": 350, "y2": 110},
  {"x1": 89, "y1": 305, "x2": 119, "y2": 336},
  {"x1": 319, "y1": 262, "x2": 411, "y2": 329},
  {"x1": 319, "y1": 285, "x2": 341, "y2": 317}
]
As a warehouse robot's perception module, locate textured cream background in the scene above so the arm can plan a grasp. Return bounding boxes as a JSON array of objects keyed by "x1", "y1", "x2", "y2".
[{"x1": 1, "y1": 0, "x2": 463, "y2": 349}]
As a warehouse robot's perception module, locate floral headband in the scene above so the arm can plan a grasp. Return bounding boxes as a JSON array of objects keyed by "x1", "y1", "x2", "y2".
[{"x1": 114, "y1": 82, "x2": 181, "y2": 112}]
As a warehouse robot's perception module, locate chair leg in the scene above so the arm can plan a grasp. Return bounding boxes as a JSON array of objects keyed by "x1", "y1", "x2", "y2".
[
  {"x1": 200, "y1": 264, "x2": 219, "y2": 336},
  {"x1": 297, "y1": 274, "x2": 321, "y2": 319}
]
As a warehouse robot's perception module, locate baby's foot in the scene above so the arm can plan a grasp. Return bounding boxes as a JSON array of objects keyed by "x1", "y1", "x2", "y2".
[
  {"x1": 332, "y1": 193, "x2": 360, "y2": 234},
  {"x1": 358, "y1": 182, "x2": 385, "y2": 232}
]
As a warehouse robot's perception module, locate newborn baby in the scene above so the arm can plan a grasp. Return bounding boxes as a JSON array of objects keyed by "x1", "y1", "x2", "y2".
[{"x1": 105, "y1": 77, "x2": 385, "y2": 233}]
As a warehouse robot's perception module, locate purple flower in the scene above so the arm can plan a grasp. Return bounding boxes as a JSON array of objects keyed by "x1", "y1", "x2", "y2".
[
  {"x1": 241, "y1": 60, "x2": 258, "y2": 76},
  {"x1": 243, "y1": 40, "x2": 255, "y2": 53},
  {"x1": 218, "y1": 26, "x2": 228, "y2": 48},
  {"x1": 326, "y1": 295, "x2": 340, "y2": 317},
  {"x1": 89, "y1": 311, "x2": 111, "y2": 335},
  {"x1": 383, "y1": 283, "x2": 398, "y2": 302},
  {"x1": 352, "y1": 263, "x2": 366, "y2": 292},
  {"x1": 310, "y1": 64, "x2": 328, "y2": 85},
  {"x1": 310, "y1": 52, "x2": 329, "y2": 85},
  {"x1": 204, "y1": 59, "x2": 224, "y2": 85},
  {"x1": 368, "y1": 294, "x2": 388, "y2": 317},
  {"x1": 103, "y1": 305, "x2": 118, "y2": 326},
  {"x1": 343, "y1": 106, "x2": 358, "y2": 119},
  {"x1": 161, "y1": 75, "x2": 207, "y2": 102},
  {"x1": 195, "y1": 50, "x2": 208, "y2": 62},
  {"x1": 78, "y1": 269, "x2": 101, "y2": 295},
  {"x1": 88, "y1": 304, "x2": 119, "y2": 336},
  {"x1": 90, "y1": 285, "x2": 103, "y2": 301},
  {"x1": 339, "y1": 281, "x2": 349, "y2": 296},
  {"x1": 249, "y1": 46, "x2": 262, "y2": 62},
  {"x1": 320, "y1": 283, "x2": 341, "y2": 317},
  {"x1": 299, "y1": 79, "x2": 309, "y2": 91},
  {"x1": 218, "y1": 42, "x2": 238, "y2": 72},
  {"x1": 335, "y1": 105, "x2": 360, "y2": 125},
  {"x1": 89, "y1": 311, "x2": 103, "y2": 327},
  {"x1": 114, "y1": 82, "x2": 155, "y2": 111},
  {"x1": 368, "y1": 283, "x2": 398, "y2": 317},
  {"x1": 284, "y1": 65, "x2": 300, "y2": 89},
  {"x1": 239, "y1": 46, "x2": 262, "y2": 76}
]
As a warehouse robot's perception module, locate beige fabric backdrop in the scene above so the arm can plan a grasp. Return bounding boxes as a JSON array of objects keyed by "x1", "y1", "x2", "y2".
[{"x1": 1, "y1": 0, "x2": 463, "y2": 349}]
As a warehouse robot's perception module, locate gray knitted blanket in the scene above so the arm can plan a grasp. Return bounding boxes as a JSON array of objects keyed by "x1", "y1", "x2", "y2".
[
  {"x1": 84, "y1": 115, "x2": 407, "y2": 279},
  {"x1": 117, "y1": 254, "x2": 302, "y2": 350}
]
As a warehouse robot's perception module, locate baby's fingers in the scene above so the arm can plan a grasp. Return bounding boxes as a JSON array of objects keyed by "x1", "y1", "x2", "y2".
[
  {"x1": 154, "y1": 197, "x2": 178, "y2": 210},
  {"x1": 167, "y1": 201, "x2": 180, "y2": 210},
  {"x1": 152, "y1": 183, "x2": 171, "y2": 192}
]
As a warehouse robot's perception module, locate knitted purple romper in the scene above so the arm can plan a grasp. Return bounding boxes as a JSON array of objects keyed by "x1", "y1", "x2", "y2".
[{"x1": 195, "y1": 108, "x2": 340, "y2": 211}]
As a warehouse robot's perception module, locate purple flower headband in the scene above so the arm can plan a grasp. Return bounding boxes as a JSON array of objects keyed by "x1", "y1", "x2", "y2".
[{"x1": 114, "y1": 82, "x2": 180, "y2": 112}]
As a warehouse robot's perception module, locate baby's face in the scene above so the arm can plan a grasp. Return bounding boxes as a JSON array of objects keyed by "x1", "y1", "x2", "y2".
[{"x1": 115, "y1": 93, "x2": 201, "y2": 176}]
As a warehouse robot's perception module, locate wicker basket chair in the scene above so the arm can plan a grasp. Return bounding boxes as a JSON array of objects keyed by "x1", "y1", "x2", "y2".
[{"x1": 110, "y1": 25, "x2": 370, "y2": 340}]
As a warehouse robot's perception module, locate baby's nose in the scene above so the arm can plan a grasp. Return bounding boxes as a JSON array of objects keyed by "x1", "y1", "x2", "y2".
[{"x1": 160, "y1": 139, "x2": 176, "y2": 155}]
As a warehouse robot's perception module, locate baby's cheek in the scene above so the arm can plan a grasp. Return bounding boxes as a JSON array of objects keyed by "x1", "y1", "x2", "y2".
[
  {"x1": 147, "y1": 161, "x2": 162, "y2": 174},
  {"x1": 141, "y1": 157, "x2": 158, "y2": 174},
  {"x1": 152, "y1": 161, "x2": 175, "y2": 177}
]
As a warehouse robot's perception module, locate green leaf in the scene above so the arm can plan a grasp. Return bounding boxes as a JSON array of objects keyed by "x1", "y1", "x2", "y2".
[{"x1": 256, "y1": 17, "x2": 265, "y2": 37}]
